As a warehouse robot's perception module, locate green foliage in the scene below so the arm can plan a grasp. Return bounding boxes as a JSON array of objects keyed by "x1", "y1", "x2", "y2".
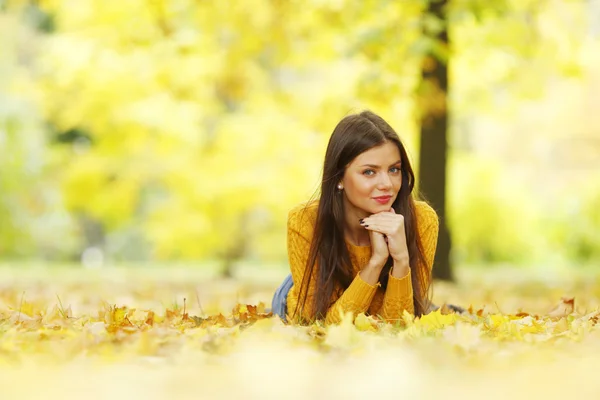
[
  {"x1": 447, "y1": 153, "x2": 544, "y2": 265},
  {"x1": 0, "y1": 13, "x2": 76, "y2": 259},
  {"x1": 546, "y1": 176, "x2": 600, "y2": 264}
]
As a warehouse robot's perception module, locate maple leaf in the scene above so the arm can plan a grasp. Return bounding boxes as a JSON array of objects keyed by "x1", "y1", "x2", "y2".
[
  {"x1": 547, "y1": 297, "x2": 575, "y2": 318},
  {"x1": 165, "y1": 308, "x2": 180, "y2": 321},
  {"x1": 354, "y1": 313, "x2": 378, "y2": 332},
  {"x1": 439, "y1": 303, "x2": 452, "y2": 315},
  {"x1": 19, "y1": 301, "x2": 36, "y2": 318},
  {"x1": 230, "y1": 303, "x2": 272, "y2": 326},
  {"x1": 113, "y1": 306, "x2": 128, "y2": 324},
  {"x1": 552, "y1": 317, "x2": 570, "y2": 334},
  {"x1": 416, "y1": 309, "x2": 458, "y2": 331},
  {"x1": 191, "y1": 315, "x2": 207, "y2": 326},
  {"x1": 324, "y1": 312, "x2": 359, "y2": 349},
  {"x1": 485, "y1": 314, "x2": 510, "y2": 330},
  {"x1": 213, "y1": 313, "x2": 229, "y2": 327},
  {"x1": 145, "y1": 311, "x2": 155, "y2": 326},
  {"x1": 247, "y1": 304, "x2": 257, "y2": 316}
]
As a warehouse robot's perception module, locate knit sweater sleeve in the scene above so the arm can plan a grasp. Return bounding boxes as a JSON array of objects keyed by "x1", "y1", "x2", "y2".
[
  {"x1": 286, "y1": 204, "x2": 377, "y2": 324},
  {"x1": 374, "y1": 202, "x2": 439, "y2": 322}
]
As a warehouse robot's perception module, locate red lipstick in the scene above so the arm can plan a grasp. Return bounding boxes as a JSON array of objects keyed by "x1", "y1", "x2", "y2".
[{"x1": 373, "y1": 195, "x2": 392, "y2": 204}]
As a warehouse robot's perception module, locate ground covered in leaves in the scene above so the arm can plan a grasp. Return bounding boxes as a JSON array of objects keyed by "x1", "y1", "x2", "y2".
[{"x1": 1, "y1": 265, "x2": 599, "y2": 399}]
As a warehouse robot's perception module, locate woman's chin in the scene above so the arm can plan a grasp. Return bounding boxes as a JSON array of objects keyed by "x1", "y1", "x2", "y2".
[
  {"x1": 375, "y1": 206, "x2": 391, "y2": 213},
  {"x1": 366, "y1": 205, "x2": 391, "y2": 214}
]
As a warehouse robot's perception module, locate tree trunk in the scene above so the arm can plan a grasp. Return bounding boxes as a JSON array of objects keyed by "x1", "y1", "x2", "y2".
[{"x1": 418, "y1": 0, "x2": 453, "y2": 281}]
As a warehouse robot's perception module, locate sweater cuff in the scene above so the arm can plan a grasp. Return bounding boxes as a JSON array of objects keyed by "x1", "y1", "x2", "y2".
[
  {"x1": 386, "y1": 267, "x2": 413, "y2": 299},
  {"x1": 344, "y1": 274, "x2": 378, "y2": 308}
]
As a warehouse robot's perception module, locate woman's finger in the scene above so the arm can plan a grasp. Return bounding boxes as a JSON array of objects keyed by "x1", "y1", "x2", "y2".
[
  {"x1": 361, "y1": 223, "x2": 394, "y2": 235},
  {"x1": 360, "y1": 218, "x2": 400, "y2": 229},
  {"x1": 362, "y1": 213, "x2": 403, "y2": 224}
]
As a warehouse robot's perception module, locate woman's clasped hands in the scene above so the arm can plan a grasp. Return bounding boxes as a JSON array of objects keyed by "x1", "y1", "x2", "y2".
[{"x1": 360, "y1": 207, "x2": 410, "y2": 277}]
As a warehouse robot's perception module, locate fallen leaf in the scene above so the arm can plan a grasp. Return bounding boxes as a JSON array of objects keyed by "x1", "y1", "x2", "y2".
[
  {"x1": 354, "y1": 313, "x2": 377, "y2": 332},
  {"x1": 548, "y1": 297, "x2": 575, "y2": 318}
]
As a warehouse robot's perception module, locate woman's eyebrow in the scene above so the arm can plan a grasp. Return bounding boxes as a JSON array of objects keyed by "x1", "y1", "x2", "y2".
[{"x1": 359, "y1": 160, "x2": 401, "y2": 168}]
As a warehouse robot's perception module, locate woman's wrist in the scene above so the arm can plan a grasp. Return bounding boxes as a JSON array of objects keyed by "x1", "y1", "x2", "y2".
[
  {"x1": 360, "y1": 261, "x2": 384, "y2": 286},
  {"x1": 367, "y1": 258, "x2": 386, "y2": 272},
  {"x1": 391, "y1": 256, "x2": 410, "y2": 278}
]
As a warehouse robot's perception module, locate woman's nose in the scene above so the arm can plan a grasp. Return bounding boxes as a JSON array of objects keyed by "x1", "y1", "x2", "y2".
[{"x1": 377, "y1": 173, "x2": 392, "y2": 189}]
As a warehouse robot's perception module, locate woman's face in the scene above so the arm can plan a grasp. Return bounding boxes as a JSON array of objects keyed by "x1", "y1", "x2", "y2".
[{"x1": 341, "y1": 141, "x2": 402, "y2": 217}]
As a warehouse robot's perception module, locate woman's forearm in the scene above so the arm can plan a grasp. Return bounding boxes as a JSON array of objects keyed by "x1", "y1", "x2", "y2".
[{"x1": 359, "y1": 261, "x2": 384, "y2": 286}]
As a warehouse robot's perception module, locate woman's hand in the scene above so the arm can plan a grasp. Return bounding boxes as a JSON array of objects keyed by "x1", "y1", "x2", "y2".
[
  {"x1": 367, "y1": 228, "x2": 389, "y2": 270},
  {"x1": 358, "y1": 227, "x2": 390, "y2": 286},
  {"x1": 361, "y1": 208, "x2": 410, "y2": 271}
]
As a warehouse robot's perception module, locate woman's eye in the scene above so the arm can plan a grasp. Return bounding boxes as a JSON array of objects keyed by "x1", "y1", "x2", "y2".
[
  {"x1": 363, "y1": 169, "x2": 375, "y2": 176},
  {"x1": 390, "y1": 167, "x2": 400, "y2": 174}
]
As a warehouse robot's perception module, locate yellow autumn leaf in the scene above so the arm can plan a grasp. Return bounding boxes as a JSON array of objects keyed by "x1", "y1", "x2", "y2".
[
  {"x1": 415, "y1": 309, "x2": 458, "y2": 331},
  {"x1": 354, "y1": 313, "x2": 377, "y2": 332},
  {"x1": 15, "y1": 301, "x2": 36, "y2": 318}
]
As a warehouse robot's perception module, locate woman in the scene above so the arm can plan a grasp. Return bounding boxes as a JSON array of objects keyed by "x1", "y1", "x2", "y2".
[{"x1": 272, "y1": 110, "x2": 439, "y2": 325}]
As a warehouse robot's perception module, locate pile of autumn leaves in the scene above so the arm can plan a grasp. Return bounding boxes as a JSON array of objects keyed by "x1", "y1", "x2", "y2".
[
  {"x1": 2, "y1": 271, "x2": 600, "y2": 399},
  {"x1": 3, "y1": 292, "x2": 598, "y2": 352}
]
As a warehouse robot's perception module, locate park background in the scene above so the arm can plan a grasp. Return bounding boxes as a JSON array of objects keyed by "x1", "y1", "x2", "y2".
[
  {"x1": 1, "y1": 1, "x2": 600, "y2": 398},
  {"x1": 2, "y1": 0, "x2": 600, "y2": 277}
]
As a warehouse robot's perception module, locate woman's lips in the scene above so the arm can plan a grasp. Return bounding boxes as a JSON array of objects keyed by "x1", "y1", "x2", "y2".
[{"x1": 373, "y1": 196, "x2": 392, "y2": 204}]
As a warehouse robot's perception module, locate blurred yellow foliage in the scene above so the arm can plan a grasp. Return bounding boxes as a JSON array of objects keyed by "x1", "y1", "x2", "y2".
[
  {"x1": 0, "y1": 0, "x2": 598, "y2": 267},
  {"x1": 23, "y1": 0, "x2": 428, "y2": 262}
]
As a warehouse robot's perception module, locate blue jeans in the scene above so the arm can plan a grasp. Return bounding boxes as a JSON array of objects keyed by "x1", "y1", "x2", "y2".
[{"x1": 271, "y1": 274, "x2": 294, "y2": 322}]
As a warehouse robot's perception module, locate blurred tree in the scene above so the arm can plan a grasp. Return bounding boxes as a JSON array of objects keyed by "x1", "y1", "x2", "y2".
[
  {"x1": 31, "y1": 0, "x2": 333, "y2": 273},
  {"x1": 0, "y1": 0, "x2": 596, "y2": 271},
  {"x1": 418, "y1": 0, "x2": 452, "y2": 281},
  {"x1": 416, "y1": 0, "x2": 588, "y2": 278},
  {"x1": 0, "y1": 9, "x2": 76, "y2": 259}
]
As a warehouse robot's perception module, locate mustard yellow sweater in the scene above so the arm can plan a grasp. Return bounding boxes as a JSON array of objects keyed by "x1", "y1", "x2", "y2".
[{"x1": 286, "y1": 200, "x2": 439, "y2": 324}]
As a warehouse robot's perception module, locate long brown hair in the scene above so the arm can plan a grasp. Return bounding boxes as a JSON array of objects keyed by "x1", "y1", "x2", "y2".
[{"x1": 293, "y1": 110, "x2": 432, "y2": 322}]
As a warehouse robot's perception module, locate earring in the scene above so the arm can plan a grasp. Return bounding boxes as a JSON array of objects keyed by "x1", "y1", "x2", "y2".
[{"x1": 337, "y1": 183, "x2": 343, "y2": 190}]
